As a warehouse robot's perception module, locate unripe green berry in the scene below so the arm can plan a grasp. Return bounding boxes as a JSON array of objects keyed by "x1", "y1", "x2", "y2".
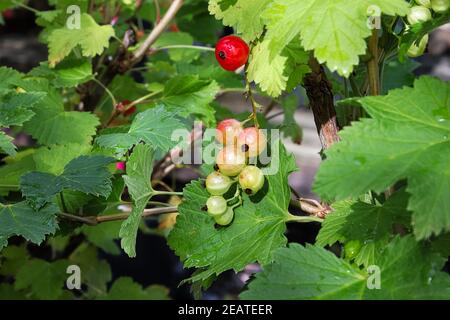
[
  {"x1": 206, "y1": 196, "x2": 227, "y2": 217},
  {"x1": 415, "y1": 0, "x2": 431, "y2": 8},
  {"x1": 344, "y1": 240, "x2": 362, "y2": 260},
  {"x1": 238, "y1": 165, "x2": 265, "y2": 195},
  {"x1": 431, "y1": 0, "x2": 449, "y2": 12},
  {"x1": 205, "y1": 171, "x2": 232, "y2": 195},
  {"x1": 407, "y1": 6, "x2": 432, "y2": 25},
  {"x1": 214, "y1": 207, "x2": 234, "y2": 226}
]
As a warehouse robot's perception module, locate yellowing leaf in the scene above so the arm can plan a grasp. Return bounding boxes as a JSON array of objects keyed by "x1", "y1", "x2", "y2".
[{"x1": 48, "y1": 13, "x2": 115, "y2": 67}]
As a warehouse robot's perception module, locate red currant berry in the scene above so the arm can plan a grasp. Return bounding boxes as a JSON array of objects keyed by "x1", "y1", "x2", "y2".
[
  {"x1": 216, "y1": 118, "x2": 243, "y2": 146},
  {"x1": 239, "y1": 165, "x2": 265, "y2": 195},
  {"x1": 215, "y1": 35, "x2": 249, "y2": 71},
  {"x1": 116, "y1": 161, "x2": 126, "y2": 171},
  {"x1": 110, "y1": 15, "x2": 119, "y2": 26},
  {"x1": 216, "y1": 146, "x2": 246, "y2": 177},
  {"x1": 206, "y1": 171, "x2": 233, "y2": 195},
  {"x1": 116, "y1": 100, "x2": 136, "y2": 116},
  {"x1": 238, "y1": 127, "x2": 267, "y2": 158},
  {"x1": 2, "y1": 9, "x2": 14, "y2": 20}
]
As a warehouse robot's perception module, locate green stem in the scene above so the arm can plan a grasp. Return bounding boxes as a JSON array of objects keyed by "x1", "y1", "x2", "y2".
[
  {"x1": 285, "y1": 213, "x2": 323, "y2": 223},
  {"x1": 154, "y1": 45, "x2": 215, "y2": 52},
  {"x1": 244, "y1": 69, "x2": 260, "y2": 128},
  {"x1": 367, "y1": 29, "x2": 380, "y2": 97},
  {"x1": 92, "y1": 77, "x2": 117, "y2": 106},
  {"x1": 127, "y1": 90, "x2": 163, "y2": 108},
  {"x1": 0, "y1": 184, "x2": 19, "y2": 189},
  {"x1": 59, "y1": 193, "x2": 68, "y2": 214},
  {"x1": 12, "y1": 0, "x2": 39, "y2": 14},
  {"x1": 153, "y1": 190, "x2": 183, "y2": 196},
  {"x1": 227, "y1": 185, "x2": 241, "y2": 204}
]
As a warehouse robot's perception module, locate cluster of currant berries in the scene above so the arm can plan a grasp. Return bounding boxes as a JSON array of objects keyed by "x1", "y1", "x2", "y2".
[
  {"x1": 407, "y1": 0, "x2": 449, "y2": 57},
  {"x1": 203, "y1": 119, "x2": 267, "y2": 226}
]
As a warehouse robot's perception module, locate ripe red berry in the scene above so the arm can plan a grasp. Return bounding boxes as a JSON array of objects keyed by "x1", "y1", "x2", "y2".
[
  {"x1": 238, "y1": 127, "x2": 267, "y2": 158},
  {"x1": 110, "y1": 15, "x2": 119, "y2": 26},
  {"x1": 216, "y1": 118, "x2": 243, "y2": 146},
  {"x1": 2, "y1": 9, "x2": 14, "y2": 20},
  {"x1": 116, "y1": 161, "x2": 126, "y2": 171},
  {"x1": 215, "y1": 35, "x2": 249, "y2": 71},
  {"x1": 116, "y1": 100, "x2": 136, "y2": 116}
]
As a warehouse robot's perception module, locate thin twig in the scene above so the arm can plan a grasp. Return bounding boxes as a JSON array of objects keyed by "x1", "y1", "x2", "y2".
[
  {"x1": 132, "y1": 0, "x2": 184, "y2": 63},
  {"x1": 244, "y1": 70, "x2": 260, "y2": 128},
  {"x1": 367, "y1": 29, "x2": 380, "y2": 96},
  {"x1": 58, "y1": 206, "x2": 178, "y2": 226}
]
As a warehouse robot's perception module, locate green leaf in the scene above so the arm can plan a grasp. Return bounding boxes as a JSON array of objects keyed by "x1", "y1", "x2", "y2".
[
  {"x1": 241, "y1": 243, "x2": 367, "y2": 299},
  {"x1": 96, "y1": 105, "x2": 186, "y2": 157},
  {"x1": 48, "y1": 13, "x2": 115, "y2": 66},
  {"x1": 0, "y1": 151, "x2": 36, "y2": 195},
  {"x1": 316, "y1": 190, "x2": 411, "y2": 266},
  {"x1": 0, "y1": 131, "x2": 16, "y2": 156},
  {"x1": 0, "y1": 92, "x2": 45, "y2": 127},
  {"x1": 20, "y1": 155, "x2": 115, "y2": 210},
  {"x1": 119, "y1": 144, "x2": 155, "y2": 257},
  {"x1": 262, "y1": 0, "x2": 409, "y2": 77},
  {"x1": 247, "y1": 39, "x2": 310, "y2": 97},
  {"x1": 0, "y1": 67, "x2": 22, "y2": 94},
  {"x1": 247, "y1": 39, "x2": 288, "y2": 97},
  {"x1": 14, "y1": 78, "x2": 99, "y2": 145},
  {"x1": 100, "y1": 277, "x2": 170, "y2": 300},
  {"x1": 364, "y1": 236, "x2": 450, "y2": 299},
  {"x1": 24, "y1": 109, "x2": 100, "y2": 146},
  {"x1": 33, "y1": 143, "x2": 92, "y2": 175},
  {"x1": 15, "y1": 259, "x2": 70, "y2": 300},
  {"x1": 69, "y1": 244, "x2": 112, "y2": 295},
  {"x1": 159, "y1": 75, "x2": 219, "y2": 126},
  {"x1": 81, "y1": 221, "x2": 121, "y2": 255},
  {"x1": 241, "y1": 236, "x2": 450, "y2": 299},
  {"x1": 382, "y1": 59, "x2": 419, "y2": 94},
  {"x1": 0, "y1": 202, "x2": 59, "y2": 250},
  {"x1": 208, "y1": 0, "x2": 272, "y2": 41},
  {"x1": 30, "y1": 59, "x2": 93, "y2": 88},
  {"x1": 168, "y1": 141, "x2": 297, "y2": 281},
  {"x1": 36, "y1": 10, "x2": 61, "y2": 24},
  {"x1": 0, "y1": 245, "x2": 29, "y2": 277},
  {"x1": 176, "y1": 54, "x2": 243, "y2": 89},
  {"x1": 0, "y1": 284, "x2": 27, "y2": 300},
  {"x1": 314, "y1": 77, "x2": 450, "y2": 239}
]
